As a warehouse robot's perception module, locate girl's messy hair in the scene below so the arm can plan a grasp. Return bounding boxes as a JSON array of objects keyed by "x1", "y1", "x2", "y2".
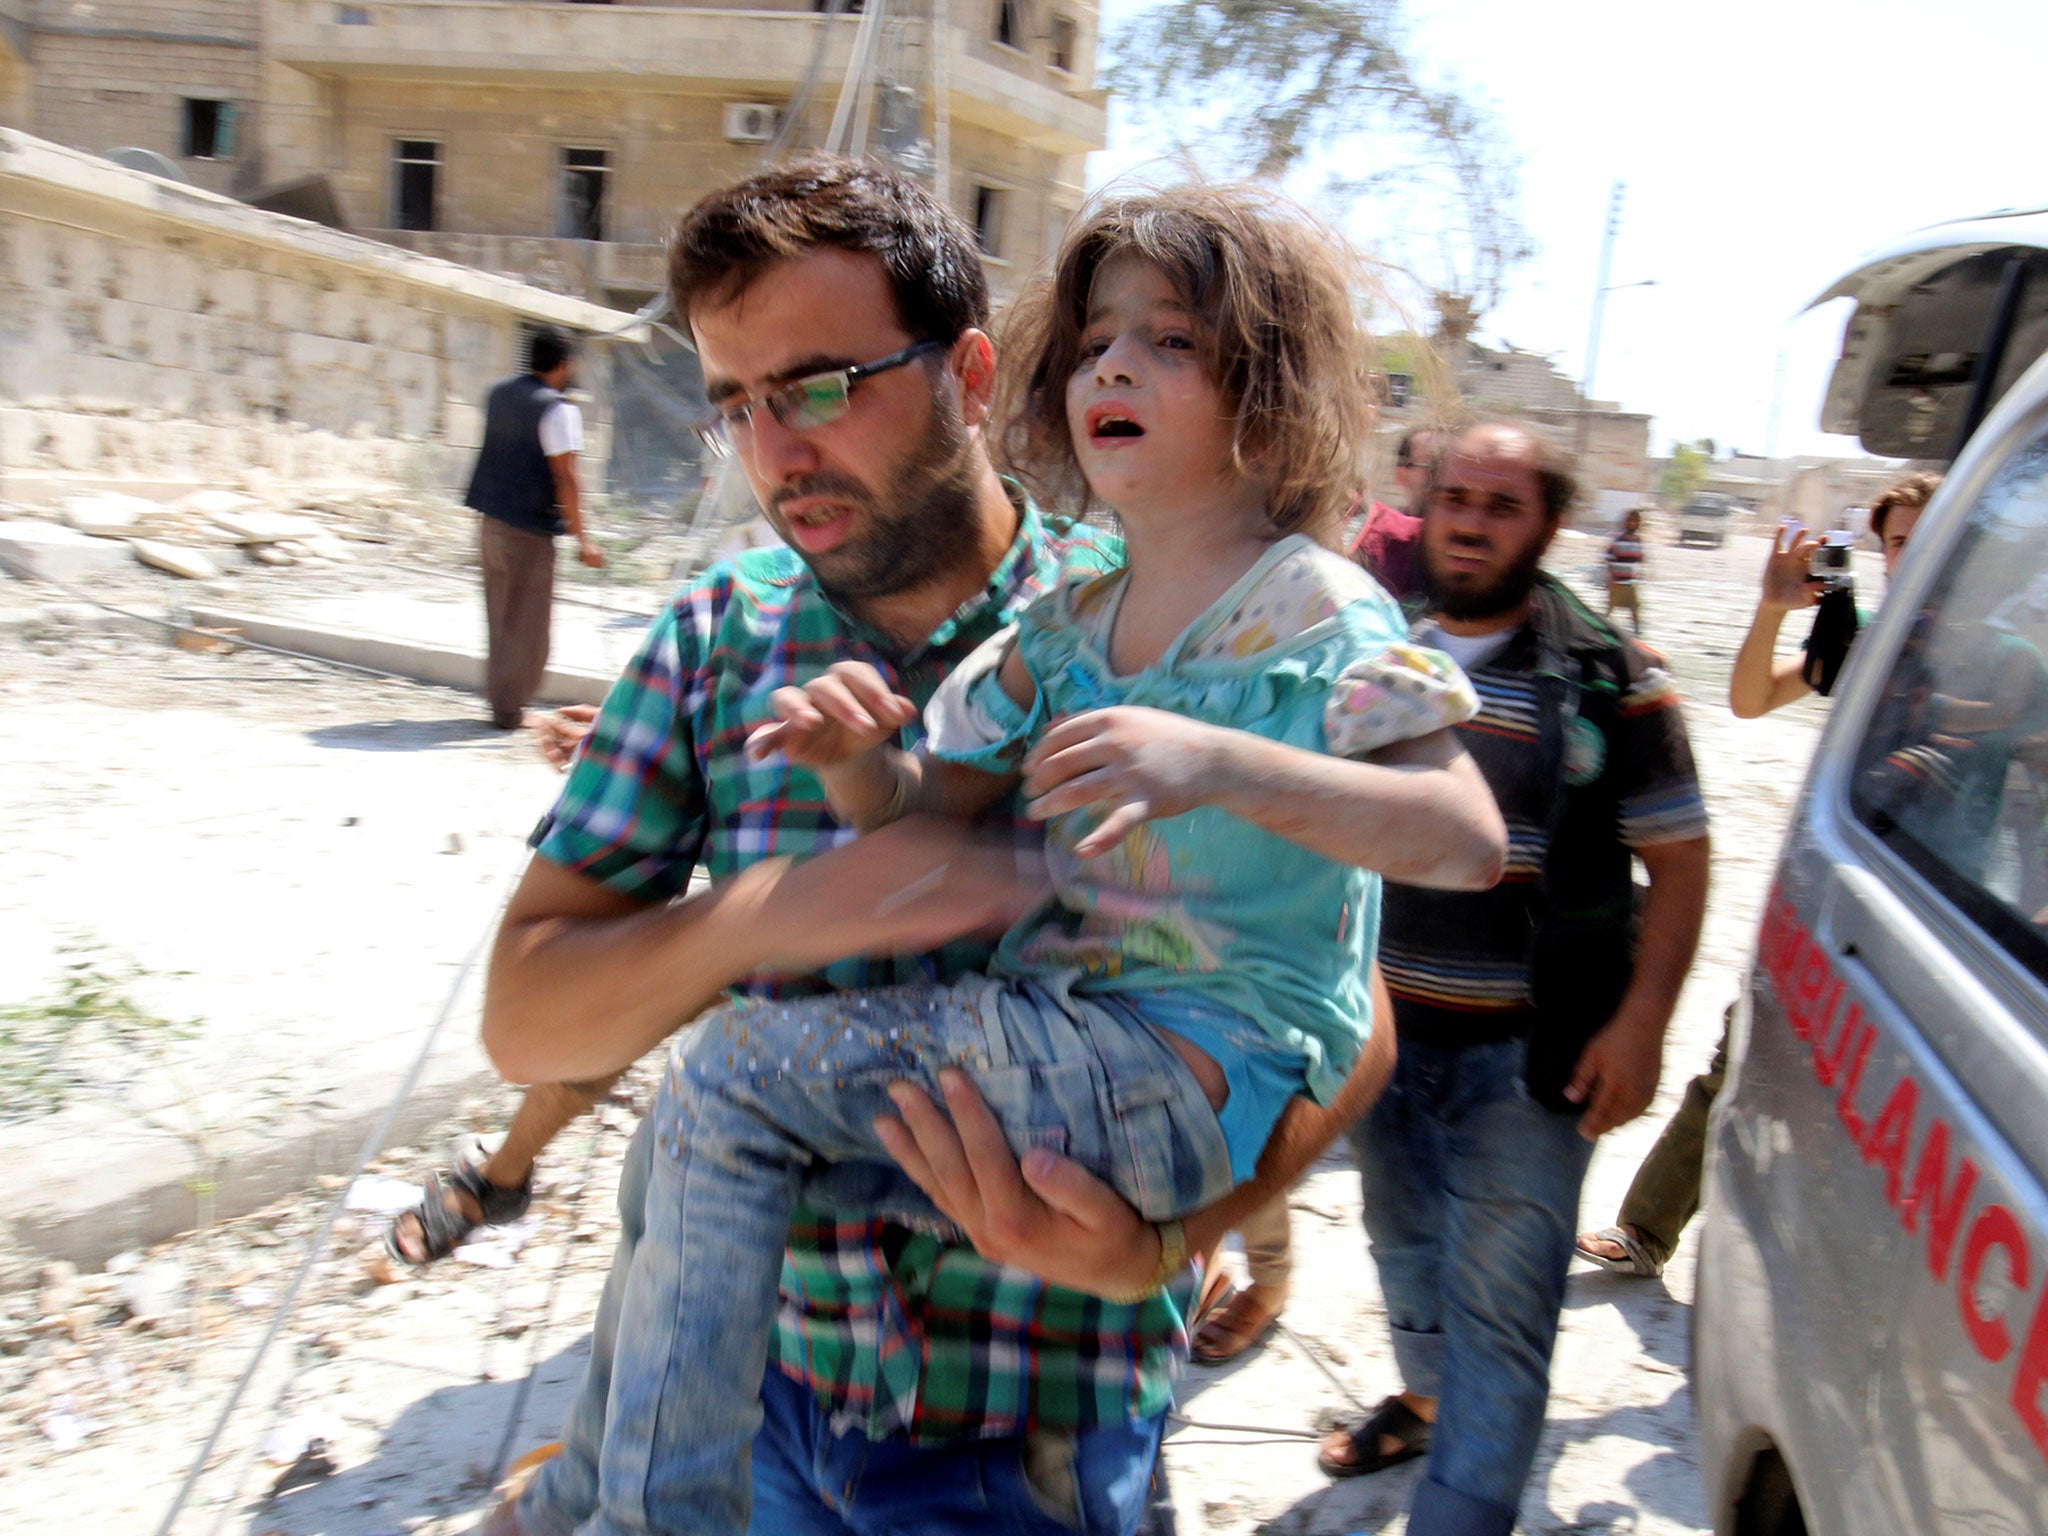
[{"x1": 996, "y1": 183, "x2": 1378, "y2": 542}]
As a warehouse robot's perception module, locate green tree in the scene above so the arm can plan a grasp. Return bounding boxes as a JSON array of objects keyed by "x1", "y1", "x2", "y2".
[
  {"x1": 1109, "y1": 0, "x2": 1533, "y2": 319},
  {"x1": 1660, "y1": 439, "x2": 1713, "y2": 507}
]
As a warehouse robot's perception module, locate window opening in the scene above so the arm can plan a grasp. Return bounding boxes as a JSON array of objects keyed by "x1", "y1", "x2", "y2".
[
  {"x1": 559, "y1": 147, "x2": 611, "y2": 242},
  {"x1": 392, "y1": 140, "x2": 440, "y2": 231}
]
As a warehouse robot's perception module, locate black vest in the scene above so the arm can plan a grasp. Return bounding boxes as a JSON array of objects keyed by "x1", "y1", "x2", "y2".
[{"x1": 465, "y1": 374, "x2": 564, "y2": 536}]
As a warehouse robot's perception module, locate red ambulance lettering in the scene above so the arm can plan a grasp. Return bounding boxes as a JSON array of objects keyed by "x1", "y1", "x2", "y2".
[
  {"x1": 1900, "y1": 1118, "x2": 1980, "y2": 1285},
  {"x1": 1860, "y1": 1075, "x2": 1919, "y2": 1208},
  {"x1": 1959, "y1": 1205, "x2": 2031, "y2": 1363}
]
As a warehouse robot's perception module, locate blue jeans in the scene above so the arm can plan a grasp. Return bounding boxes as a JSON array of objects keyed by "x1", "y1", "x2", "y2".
[
  {"x1": 1350, "y1": 1038, "x2": 1595, "y2": 1536},
  {"x1": 529, "y1": 973, "x2": 1230, "y2": 1536},
  {"x1": 751, "y1": 1356, "x2": 1166, "y2": 1535},
  {"x1": 516, "y1": 1118, "x2": 1168, "y2": 1536}
]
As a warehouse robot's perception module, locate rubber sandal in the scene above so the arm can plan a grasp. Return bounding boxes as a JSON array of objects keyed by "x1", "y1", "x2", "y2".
[
  {"x1": 1191, "y1": 1287, "x2": 1284, "y2": 1364},
  {"x1": 385, "y1": 1140, "x2": 535, "y2": 1268},
  {"x1": 1316, "y1": 1394, "x2": 1432, "y2": 1480},
  {"x1": 1574, "y1": 1224, "x2": 1666, "y2": 1278}
]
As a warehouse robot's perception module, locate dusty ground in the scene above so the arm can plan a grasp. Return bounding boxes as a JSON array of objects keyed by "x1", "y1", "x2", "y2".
[{"x1": 0, "y1": 513, "x2": 1861, "y2": 1534}]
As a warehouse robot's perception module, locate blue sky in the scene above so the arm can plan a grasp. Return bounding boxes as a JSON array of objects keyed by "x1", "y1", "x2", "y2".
[{"x1": 1090, "y1": 0, "x2": 2048, "y2": 458}]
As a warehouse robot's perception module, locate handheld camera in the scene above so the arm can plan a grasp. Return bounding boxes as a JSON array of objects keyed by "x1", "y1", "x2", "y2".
[{"x1": 1809, "y1": 530, "x2": 1857, "y2": 593}]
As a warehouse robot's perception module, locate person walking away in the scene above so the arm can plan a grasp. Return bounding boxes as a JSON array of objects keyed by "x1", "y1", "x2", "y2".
[
  {"x1": 1316, "y1": 423, "x2": 1711, "y2": 1536},
  {"x1": 1604, "y1": 507, "x2": 1647, "y2": 635},
  {"x1": 465, "y1": 324, "x2": 604, "y2": 731}
]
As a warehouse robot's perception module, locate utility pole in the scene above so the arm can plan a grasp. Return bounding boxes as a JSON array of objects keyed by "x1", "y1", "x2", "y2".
[{"x1": 1575, "y1": 180, "x2": 1624, "y2": 468}]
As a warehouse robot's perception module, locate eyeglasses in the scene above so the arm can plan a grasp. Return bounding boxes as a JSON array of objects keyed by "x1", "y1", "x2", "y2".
[{"x1": 692, "y1": 339, "x2": 949, "y2": 458}]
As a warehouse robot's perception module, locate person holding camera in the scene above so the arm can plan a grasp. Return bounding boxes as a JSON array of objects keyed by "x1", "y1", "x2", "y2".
[
  {"x1": 1576, "y1": 471, "x2": 1939, "y2": 1278},
  {"x1": 1727, "y1": 473, "x2": 1940, "y2": 719}
]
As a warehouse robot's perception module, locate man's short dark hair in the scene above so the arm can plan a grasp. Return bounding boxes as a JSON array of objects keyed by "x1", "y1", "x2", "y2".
[
  {"x1": 669, "y1": 154, "x2": 989, "y2": 344},
  {"x1": 1396, "y1": 426, "x2": 1445, "y2": 470},
  {"x1": 1870, "y1": 471, "x2": 1942, "y2": 540},
  {"x1": 528, "y1": 325, "x2": 576, "y2": 375}
]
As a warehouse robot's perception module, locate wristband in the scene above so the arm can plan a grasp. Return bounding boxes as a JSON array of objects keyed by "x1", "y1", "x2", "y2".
[{"x1": 1100, "y1": 1218, "x2": 1187, "y2": 1305}]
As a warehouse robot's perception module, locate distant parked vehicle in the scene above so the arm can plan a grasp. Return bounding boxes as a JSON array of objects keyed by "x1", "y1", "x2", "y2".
[{"x1": 1676, "y1": 492, "x2": 1734, "y2": 548}]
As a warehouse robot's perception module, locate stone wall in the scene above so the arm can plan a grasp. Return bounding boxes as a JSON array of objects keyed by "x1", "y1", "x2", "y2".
[{"x1": 0, "y1": 128, "x2": 638, "y2": 503}]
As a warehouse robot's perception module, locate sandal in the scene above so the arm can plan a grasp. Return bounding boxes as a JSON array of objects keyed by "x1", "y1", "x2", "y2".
[
  {"x1": 386, "y1": 1138, "x2": 535, "y2": 1268},
  {"x1": 1574, "y1": 1224, "x2": 1666, "y2": 1278},
  {"x1": 1191, "y1": 1284, "x2": 1284, "y2": 1364},
  {"x1": 1316, "y1": 1394, "x2": 1432, "y2": 1480}
]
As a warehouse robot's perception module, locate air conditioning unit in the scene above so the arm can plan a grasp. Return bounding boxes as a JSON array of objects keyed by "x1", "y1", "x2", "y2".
[{"x1": 722, "y1": 104, "x2": 779, "y2": 144}]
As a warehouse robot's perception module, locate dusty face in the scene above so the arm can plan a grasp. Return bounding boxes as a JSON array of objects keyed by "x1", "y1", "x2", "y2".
[
  {"x1": 690, "y1": 248, "x2": 981, "y2": 603},
  {"x1": 1881, "y1": 502, "x2": 1923, "y2": 578},
  {"x1": 1063, "y1": 254, "x2": 1243, "y2": 525},
  {"x1": 1421, "y1": 427, "x2": 1557, "y2": 621}
]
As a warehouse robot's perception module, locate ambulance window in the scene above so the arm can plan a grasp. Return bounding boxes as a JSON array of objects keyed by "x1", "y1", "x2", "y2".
[{"x1": 1850, "y1": 435, "x2": 2048, "y2": 984}]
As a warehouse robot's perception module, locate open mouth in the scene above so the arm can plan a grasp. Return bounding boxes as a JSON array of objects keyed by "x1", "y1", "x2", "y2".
[{"x1": 1087, "y1": 404, "x2": 1145, "y2": 441}]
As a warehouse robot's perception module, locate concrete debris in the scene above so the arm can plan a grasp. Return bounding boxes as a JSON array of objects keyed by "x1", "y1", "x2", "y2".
[
  {"x1": 173, "y1": 489, "x2": 265, "y2": 520},
  {"x1": 344, "y1": 1175, "x2": 425, "y2": 1217},
  {"x1": 62, "y1": 493, "x2": 158, "y2": 538},
  {"x1": 0, "y1": 521, "x2": 135, "y2": 582},
  {"x1": 173, "y1": 626, "x2": 242, "y2": 654},
  {"x1": 115, "y1": 1258, "x2": 189, "y2": 1322},
  {"x1": 38, "y1": 1397, "x2": 102, "y2": 1451},
  {"x1": 250, "y1": 545, "x2": 296, "y2": 567},
  {"x1": 131, "y1": 539, "x2": 223, "y2": 581},
  {"x1": 212, "y1": 510, "x2": 327, "y2": 545}
]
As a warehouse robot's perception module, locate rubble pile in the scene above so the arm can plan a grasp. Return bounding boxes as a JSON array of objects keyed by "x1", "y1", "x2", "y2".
[{"x1": 0, "y1": 1067, "x2": 655, "y2": 1520}]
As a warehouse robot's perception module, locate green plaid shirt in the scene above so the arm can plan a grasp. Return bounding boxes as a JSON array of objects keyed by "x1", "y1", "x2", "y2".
[{"x1": 531, "y1": 499, "x2": 1192, "y2": 1442}]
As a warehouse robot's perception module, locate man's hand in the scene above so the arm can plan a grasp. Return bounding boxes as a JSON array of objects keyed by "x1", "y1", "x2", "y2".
[
  {"x1": 578, "y1": 535, "x2": 606, "y2": 570},
  {"x1": 747, "y1": 661, "x2": 918, "y2": 768},
  {"x1": 1021, "y1": 707, "x2": 1231, "y2": 856},
  {"x1": 756, "y1": 815, "x2": 1047, "y2": 975},
  {"x1": 1564, "y1": 1008, "x2": 1667, "y2": 1141},
  {"x1": 874, "y1": 1069, "x2": 1164, "y2": 1299},
  {"x1": 1761, "y1": 522, "x2": 1823, "y2": 613},
  {"x1": 531, "y1": 703, "x2": 599, "y2": 772}
]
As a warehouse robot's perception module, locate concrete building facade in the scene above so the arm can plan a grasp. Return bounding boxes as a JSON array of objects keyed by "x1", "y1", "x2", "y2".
[
  {"x1": 1376, "y1": 336, "x2": 1654, "y2": 525},
  {"x1": 3, "y1": 0, "x2": 1105, "y2": 504},
  {"x1": 4, "y1": 0, "x2": 1104, "y2": 309}
]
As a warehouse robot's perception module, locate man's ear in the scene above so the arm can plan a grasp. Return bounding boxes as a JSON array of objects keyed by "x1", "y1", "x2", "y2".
[{"x1": 949, "y1": 329, "x2": 999, "y2": 428}]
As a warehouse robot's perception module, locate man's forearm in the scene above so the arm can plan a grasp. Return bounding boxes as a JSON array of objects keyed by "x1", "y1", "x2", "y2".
[
  {"x1": 1614, "y1": 835, "x2": 1711, "y2": 1032},
  {"x1": 550, "y1": 458, "x2": 585, "y2": 541},
  {"x1": 1180, "y1": 979, "x2": 1398, "y2": 1258},
  {"x1": 1729, "y1": 605, "x2": 1806, "y2": 718},
  {"x1": 484, "y1": 857, "x2": 787, "y2": 1085},
  {"x1": 1204, "y1": 730, "x2": 1505, "y2": 890}
]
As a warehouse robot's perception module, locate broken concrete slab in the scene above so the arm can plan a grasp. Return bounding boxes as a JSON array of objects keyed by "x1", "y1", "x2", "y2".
[
  {"x1": 0, "y1": 520, "x2": 136, "y2": 583},
  {"x1": 213, "y1": 509, "x2": 326, "y2": 544},
  {"x1": 62, "y1": 492, "x2": 159, "y2": 537},
  {"x1": 131, "y1": 539, "x2": 223, "y2": 581},
  {"x1": 171, "y1": 488, "x2": 264, "y2": 520}
]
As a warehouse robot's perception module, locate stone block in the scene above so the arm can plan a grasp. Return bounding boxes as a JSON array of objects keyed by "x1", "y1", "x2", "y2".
[
  {"x1": 212, "y1": 508, "x2": 325, "y2": 544},
  {"x1": 174, "y1": 489, "x2": 264, "y2": 520},
  {"x1": 62, "y1": 492, "x2": 158, "y2": 537},
  {"x1": 131, "y1": 539, "x2": 223, "y2": 581},
  {"x1": 0, "y1": 521, "x2": 134, "y2": 583}
]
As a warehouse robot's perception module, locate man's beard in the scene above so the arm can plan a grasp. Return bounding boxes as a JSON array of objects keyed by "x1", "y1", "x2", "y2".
[
  {"x1": 767, "y1": 390, "x2": 980, "y2": 604},
  {"x1": 1426, "y1": 536, "x2": 1547, "y2": 621}
]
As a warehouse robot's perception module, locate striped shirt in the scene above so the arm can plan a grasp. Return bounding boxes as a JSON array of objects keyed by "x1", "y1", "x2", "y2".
[
  {"x1": 530, "y1": 499, "x2": 1194, "y2": 1443},
  {"x1": 1378, "y1": 583, "x2": 1706, "y2": 1048}
]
